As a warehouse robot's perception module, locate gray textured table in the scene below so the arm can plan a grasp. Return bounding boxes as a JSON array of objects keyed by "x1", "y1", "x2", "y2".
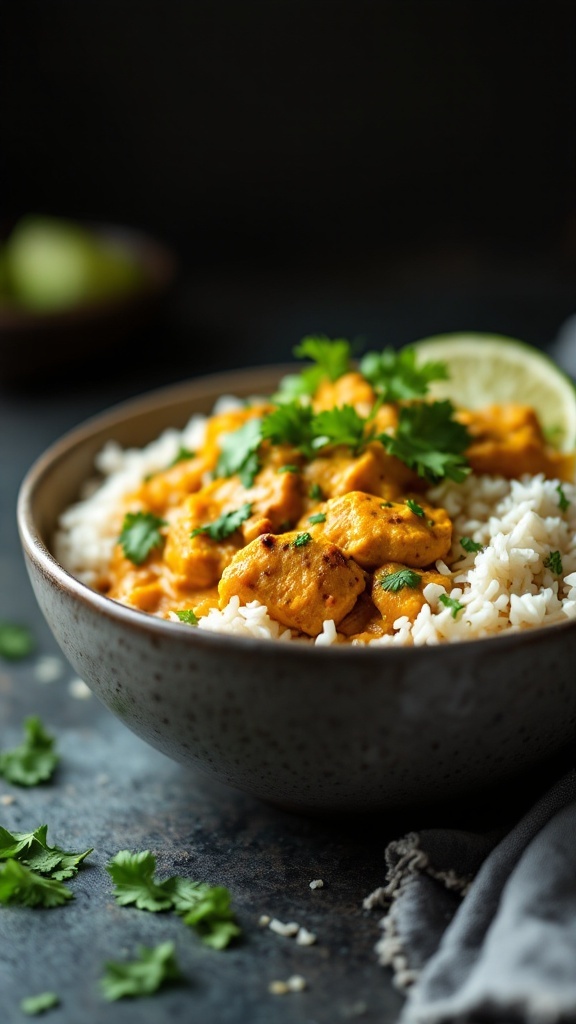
[{"x1": 1, "y1": 356, "x2": 571, "y2": 1024}]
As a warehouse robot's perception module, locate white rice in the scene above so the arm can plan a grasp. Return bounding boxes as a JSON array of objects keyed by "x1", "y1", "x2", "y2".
[{"x1": 53, "y1": 408, "x2": 576, "y2": 647}]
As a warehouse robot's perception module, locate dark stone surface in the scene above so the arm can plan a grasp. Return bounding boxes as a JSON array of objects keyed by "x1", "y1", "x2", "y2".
[{"x1": 1, "y1": 303, "x2": 574, "y2": 1024}]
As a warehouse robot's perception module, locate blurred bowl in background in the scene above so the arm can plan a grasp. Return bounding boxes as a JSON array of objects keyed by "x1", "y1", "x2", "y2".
[{"x1": 0, "y1": 221, "x2": 177, "y2": 384}]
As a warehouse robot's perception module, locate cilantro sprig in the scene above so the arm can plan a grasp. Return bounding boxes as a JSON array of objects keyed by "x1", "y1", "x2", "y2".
[
  {"x1": 360, "y1": 345, "x2": 448, "y2": 401},
  {"x1": 119, "y1": 511, "x2": 167, "y2": 565},
  {"x1": 439, "y1": 593, "x2": 465, "y2": 619},
  {"x1": 379, "y1": 568, "x2": 422, "y2": 592},
  {"x1": 379, "y1": 400, "x2": 471, "y2": 483},
  {"x1": 0, "y1": 621, "x2": 35, "y2": 661},
  {"x1": 274, "y1": 335, "x2": 352, "y2": 400},
  {"x1": 215, "y1": 417, "x2": 263, "y2": 487},
  {"x1": 461, "y1": 536, "x2": 483, "y2": 554},
  {"x1": 191, "y1": 503, "x2": 252, "y2": 542},
  {"x1": 544, "y1": 550, "x2": 563, "y2": 574},
  {"x1": 0, "y1": 823, "x2": 92, "y2": 907},
  {"x1": 175, "y1": 609, "x2": 199, "y2": 625},
  {"x1": 20, "y1": 992, "x2": 60, "y2": 1016},
  {"x1": 101, "y1": 941, "x2": 182, "y2": 1001},
  {"x1": 556, "y1": 483, "x2": 571, "y2": 512},
  {"x1": 106, "y1": 850, "x2": 241, "y2": 949},
  {"x1": 0, "y1": 717, "x2": 58, "y2": 786}
]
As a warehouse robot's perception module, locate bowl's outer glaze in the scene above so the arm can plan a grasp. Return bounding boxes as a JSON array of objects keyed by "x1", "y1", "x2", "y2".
[{"x1": 18, "y1": 368, "x2": 576, "y2": 812}]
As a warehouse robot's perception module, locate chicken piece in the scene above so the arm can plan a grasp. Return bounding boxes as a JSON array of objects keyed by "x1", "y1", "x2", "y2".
[
  {"x1": 372, "y1": 562, "x2": 449, "y2": 626},
  {"x1": 135, "y1": 455, "x2": 210, "y2": 515},
  {"x1": 337, "y1": 591, "x2": 386, "y2": 638},
  {"x1": 313, "y1": 372, "x2": 377, "y2": 416},
  {"x1": 244, "y1": 450, "x2": 304, "y2": 531},
  {"x1": 309, "y1": 490, "x2": 452, "y2": 569},
  {"x1": 163, "y1": 479, "x2": 246, "y2": 588},
  {"x1": 219, "y1": 531, "x2": 366, "y2": 636},
  {"x1": 459, "y1": 404, "x2": 574, "y2": 481},
  {"x1": 303, "y1": 442, "x2": 422, "y2": 505}
]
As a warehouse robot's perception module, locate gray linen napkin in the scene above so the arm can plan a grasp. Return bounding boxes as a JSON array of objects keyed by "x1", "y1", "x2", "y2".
[{"x1": 364, "y1": 770, "x2": 576, "y2": 1024}]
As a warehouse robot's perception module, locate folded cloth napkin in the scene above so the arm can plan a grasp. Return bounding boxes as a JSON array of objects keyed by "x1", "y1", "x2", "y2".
[{"x1": 364, "y1": 769, "x2": 576, "y2": 1024}]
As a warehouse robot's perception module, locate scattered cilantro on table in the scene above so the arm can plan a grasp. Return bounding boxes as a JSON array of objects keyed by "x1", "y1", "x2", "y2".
[
  {"x1": 100, "y1": 941, "x2": 182, "y2": 1001},
  {"x1": 106, "y1": 850, "x2": 241, "y2": 949},
  {"x1": 119, "y1": 511, "x2": 167, "y2": 565},
  {"x1": 0, "y1": 823, "x2": 92, "y2": 907},
  {"x1": 0, "y1": 717, "x2": 58, "y2": 786},
  {"x1": 20, "y1": 992, "x2": 60, "y2": 1016},
  {"x1": 190, "y1": 502, "x2": 252, "y2": 541},
  {"x1": 0, "y1": 621, "x2": 35, "y2": 660},
  {"x1": 0, "y1": 860, "x2": 74, "y2": 908}
]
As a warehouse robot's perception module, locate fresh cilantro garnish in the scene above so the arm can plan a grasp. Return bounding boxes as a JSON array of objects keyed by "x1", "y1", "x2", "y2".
[
  {"x1": 379, "y1": 400, "x2": 471, "y2": 483},
  {"x1": 277, "y1": 464, "x2": 300, "y2": 474},
  {"x1": 100, "y1": 941, "x2": 182, "y2": 1001},
  {"x1": 106, "y1": 850, "x2": 240, "y2": 949},
  {"x1": 405, "y1": 498, "x2": 425, "y2": 517},
  {"x1": 0, "y1": 860, "x2": 73, "y2": 907},
  {"x1": 439, "y1": 593, "x2": 465, "y2": 618},
  {"x1": 379, "y1": 568, "x2": 422, "y2": 592},
  {"x1": 360, "y1": 345, "x2": 448, "y2": 401},
  {"x1": 0, "y1": 717, "x2": 58, "y2": 786},
  {"x1": 380, "y1": 501, "x2": 394, "y2": 508},
  {"x1": 461, "y1": 536, "x2": 483, "y2": 554},
  {"x1": 175, "y1": 609, "x2": 199, "y2": 625},
  {"x1": 311, "y1": 405, "x2": 367, "y2": 454},
  {"x1": 308, "y1": 512, "x2": 326, "y2": 524},
  {"x1": 215, "y1": 418, "x2": 263, "y2": 487},
  {"x1": 292, "y1": 532, "x2": 312, "y2": 548},
  {"x1": 0, "y1": 824, "x2": 92, "y2": 880},
  {"x1": 20, "y1": 992, "x2": 60, "y2": 1016},
  {"x1": 261, "y1": 402, "x2": 315, "y2": 456},
  {"x1": 119, "y1": 512, "x2": 167, "y2": 565},
  {"x1": 556, "y1": 482, "x2": 571, "y2": 512},
  {"x1": 191, "y1": 503, "x2": 252, "y2": 542},
  {"x1": 275, "y1": 336, "x2": 352, "y2": 400},
  {"x1": 0, "y1": 621, "x2": 35, "y2": 660},
  {"x1": 544, "y1": 550, "x2": 563, "y2": 574},
  {"x1": 106, "y1": 850, "x2": 175, "y2": 911},
  {"x1": 168, "y1": 446, "x2": 195, "y2": 467},
  {"x1": 309, "y1": 483, "x2": 324, "y2": 501}
]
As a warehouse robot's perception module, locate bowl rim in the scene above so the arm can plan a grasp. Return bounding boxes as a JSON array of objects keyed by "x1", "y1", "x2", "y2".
[{"x1": 17, "y1": 365, "x2": 576, "y2": 662}]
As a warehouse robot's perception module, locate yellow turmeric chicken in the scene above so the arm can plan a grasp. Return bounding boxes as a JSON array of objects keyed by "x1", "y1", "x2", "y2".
[{"x1": 104, "y1": 340, "x2": 574, "y2": 642}]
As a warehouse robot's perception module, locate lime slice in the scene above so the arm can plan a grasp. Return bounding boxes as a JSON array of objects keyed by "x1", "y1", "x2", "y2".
[{"x1": 412, "y1": 332, "x2": 576, "y2": 452}]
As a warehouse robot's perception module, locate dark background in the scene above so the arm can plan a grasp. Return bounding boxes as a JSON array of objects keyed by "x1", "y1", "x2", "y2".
[{"x1": 1, "y1": 0, "x2": 575, "y2": 386}]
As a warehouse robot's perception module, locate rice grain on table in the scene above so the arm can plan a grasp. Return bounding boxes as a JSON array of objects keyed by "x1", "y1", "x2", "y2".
[{"x1": 53, "y1": 407, "x2": 576, "y2": 647}]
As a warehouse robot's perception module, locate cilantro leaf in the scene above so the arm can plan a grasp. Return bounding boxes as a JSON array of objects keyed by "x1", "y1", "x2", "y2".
[
  {"x1": 379, "y1": 568, "x2": 422, "y2": 592},
  {"x1": 311, "y1": 405, "x2": 367, "y2": 453},
  {"x1": 556, "y1": 482, "x2": 570, "y2": 512},
  {"x1": 215, "y1": 417, "x2": 263, "y2": 486},
  {"x1": 405, "y1": 498, "x2": 425, "y2": 517},
  {"x1": 191, "y1": 503, "x2": 252, "y2": 542},
  {"x1": 260, "y1": 402, "x2": 315, "y2": 456},
  {"x1": 168, "y1": 446, "x2": 195, "y2": 467},
  {"x1": 168, "y1": 878, "x2": 241, "y2": 949},
  {"x1": 20, "y1": 992, "x2": 60, "y2": 1016},
  {"x1": 277, "y1": 464, "x2": 300, "y2": 474},
  {"x1": 309, "y1": 482, "x2": 324, "y2": 501},
  {"x1": 274, "y1": 336, "x2": 352, "y2": 400},
  {"x1": 119, "y1": 512, "x2": 167, "y2": 565},
  {"x1": 360, "y1": 345, "x2": 449, "y2": 401},
  {"x1": 0, "y1": 717, "x2": 58, "y2": 786},
  {"x1": 439, "y1": 593, "x2": 465, "y2": 618},
  {"x1": 379, "y1": 400, "x2": 471, "y2": 483},
  {"x1": 461, "y1": 536, "x2": 483, "y2": 554},
  {"x1": 175, "y1": 609, "x2": 199, "y2": 625},
  {"x1": 0, "y1": 621, "x2": 35, "y2": 661},
  {"x1": 0, "y1": 824, "x2": 92, "y2": 880},
  {"x1": 100, "y1": 941, "x2": 182, "y2": 1001},
  {"x1": 0, "y1": 860, "x2": 73, "y2": 907},
  {"x1": 544, "y1": 550, "x2": 563, "y2": 574},
  {"x1": 292, "y1": 532, "x2": 312, "y2": 548},
  {"x1": 106, "y1": 850, "x2": 174, "y2": 912},
  {"x1": 308, "y1": 512, "x2": 326, "y2": 524}
]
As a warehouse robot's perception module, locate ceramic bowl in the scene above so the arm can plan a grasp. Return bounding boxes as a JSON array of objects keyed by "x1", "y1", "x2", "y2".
[{"x1": 17, "y1": 367, "x2": 576, "y2": 812}]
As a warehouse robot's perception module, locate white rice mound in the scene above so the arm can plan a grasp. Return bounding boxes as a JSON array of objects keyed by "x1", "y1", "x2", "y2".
[{"x1": 53, "y1": 403, "x2": 576, "y2": 647}]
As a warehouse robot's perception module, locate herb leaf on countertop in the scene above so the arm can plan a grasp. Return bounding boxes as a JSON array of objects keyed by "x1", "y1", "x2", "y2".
[
  {"x1": 20, "y1": 991, "x2": 60, "y2": 1016},
  {"x1": 100, "y1": 941, "x2": 182, "y2": 1001},
  {"x1": 0, "y1": 621, "x2": 35, "y2": 660},
  {"x1": 0, "y1": 717, "x2": 58, "y2": 786},
  {"x1": 106, "y1": 850, "x2": 175, "y2": 912},
  {"x1": 0, "y1": 859, "x2": 73, "y2": 907}
]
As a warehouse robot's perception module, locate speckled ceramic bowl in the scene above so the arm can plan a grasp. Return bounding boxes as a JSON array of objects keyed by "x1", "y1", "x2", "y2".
[{"x1": 17, "y1": 367, "x2": 576, "y2": 812}]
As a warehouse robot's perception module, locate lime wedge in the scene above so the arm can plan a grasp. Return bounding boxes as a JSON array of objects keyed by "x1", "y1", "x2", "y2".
[{"x1": 412, "y1": 332, "x2": 576, "y2": 452}]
